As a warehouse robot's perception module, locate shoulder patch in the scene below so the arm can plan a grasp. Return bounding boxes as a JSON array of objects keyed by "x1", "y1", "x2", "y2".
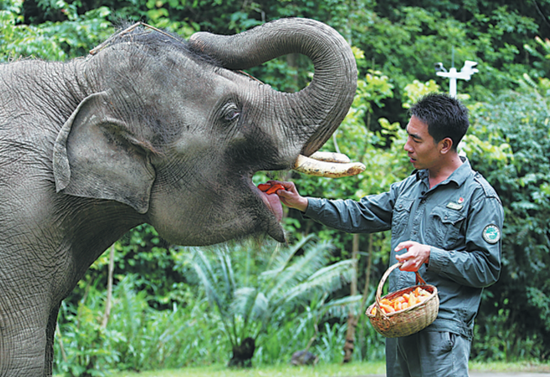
[{"x1": 482, "y1": 224, "x2": 501, "y2": 244}]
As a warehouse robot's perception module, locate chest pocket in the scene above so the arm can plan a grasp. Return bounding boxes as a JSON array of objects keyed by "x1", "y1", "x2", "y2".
[
  {"x1": 429, "y1": 206, "x2": 466, "y2": 249},
  {"x1": 392, "y1": 198, "x2": 414, "y2": 237}
]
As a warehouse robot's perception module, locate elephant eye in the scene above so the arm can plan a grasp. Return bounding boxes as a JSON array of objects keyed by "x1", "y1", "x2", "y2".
[{"x1": 221, "y1": 103, "x2": 241, "y2": 123}]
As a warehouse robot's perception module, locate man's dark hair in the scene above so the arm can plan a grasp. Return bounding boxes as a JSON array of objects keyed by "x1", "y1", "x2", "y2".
[{"x1": 409, "y1": 93, "x2": 469, "y2": 150}]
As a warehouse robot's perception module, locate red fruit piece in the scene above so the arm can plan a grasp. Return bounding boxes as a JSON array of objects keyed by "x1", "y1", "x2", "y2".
[
  {"x1": 258, "y1": 183, "x2": 271, "y2": 192},
  {"x1": 265, "y1": 184, "x2": 284, "y2": 194}
]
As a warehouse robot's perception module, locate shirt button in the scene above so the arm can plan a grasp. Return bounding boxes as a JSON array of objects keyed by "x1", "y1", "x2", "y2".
[{"x1": 445, "y1": 216, "x2": 448, "y2": 220}]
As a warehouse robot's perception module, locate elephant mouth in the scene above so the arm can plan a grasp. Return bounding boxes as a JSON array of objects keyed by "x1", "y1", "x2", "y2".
[
  {"x1": 250, "y1": 181, "x2": 285, "y2": 242},
  {"x1": 256, "y1": 186, "x2": 284, "y2": 223},
  {"x1": 249, "y1": 152, "x2": 365, "y2": 242}
]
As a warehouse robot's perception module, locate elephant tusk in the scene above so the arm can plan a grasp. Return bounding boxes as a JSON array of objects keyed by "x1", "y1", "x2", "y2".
[
  {"x1": 293, "y1": 154, "x2": 366, "y2": 178},
  {"x1": 309, "y1": 151, "x2": 351, "y2": 164}
]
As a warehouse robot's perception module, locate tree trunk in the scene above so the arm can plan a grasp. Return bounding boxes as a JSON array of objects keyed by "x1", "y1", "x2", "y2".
[
  {"x1": 360, "y1": 234, "x2": 374, "y2": 313},
  {"x1": 343, "y1": 234, "x2": 374, "y2": 363},
  {"x1": 55, "y1": 326, "x2": 68, "y2": 364},
  {"x1": 343, "y1": 233, "x2": 360, "y2": 363},
  {"x1": 101, "y1": 244, "x2": 115, "y2": 329}
]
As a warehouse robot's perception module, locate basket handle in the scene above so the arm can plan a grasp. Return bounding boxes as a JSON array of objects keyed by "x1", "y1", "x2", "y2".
[{"x1": 374, "y1": 262, "x2": 426, "y2": 318}]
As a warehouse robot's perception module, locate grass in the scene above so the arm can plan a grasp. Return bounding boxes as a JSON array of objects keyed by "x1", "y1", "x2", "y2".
[
  {"x1": 112, "y1": 361, "x2": 386, "y2": 377},
  {"x1": 470, "y1": 360, "x2": 550, "y2": 373},
  {"x1": 108, "y1": 360, "x2": 550, "y2": 377}
]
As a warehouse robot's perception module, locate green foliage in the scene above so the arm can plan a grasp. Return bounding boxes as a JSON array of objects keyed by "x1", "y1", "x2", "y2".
[
  {"x1": 55, "y1": 280, "x2": 125, "y2": 377},
  {"x1": 55, "y1": 275, "x2": 228, "y2": 376},
  {"x1": 346, "y1": 2, "x2": 546, "y2": 121},
  {"x1": 473, "y1": 302, "x2": 547, "y2": 362},
  {"x1": 54, "y1": 237, "x2": 364, "y2": 374},
  {"x1": 77, "y1": 225, "x2": 190, "y2": 310},
  {"x1": 187, "y1": 235, "x2": 357, "y2": 364},
  {"x1": 4, "y1": 0, "x2": 549, "y2": 115},
  {"x1": 402, "y1": 79, "x2": 441, "y2": 109},
  {"x1": 0, "y1": 0, "x2": 112, "y2": 62},
  {"x1": 466, "y1": 87, "x2": 550, "y2": 360}
]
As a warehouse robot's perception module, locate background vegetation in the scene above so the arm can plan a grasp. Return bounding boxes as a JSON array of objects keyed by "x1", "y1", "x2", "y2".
[{"x1": 2, "y1": 0, "x2": 550, "y2": 375}]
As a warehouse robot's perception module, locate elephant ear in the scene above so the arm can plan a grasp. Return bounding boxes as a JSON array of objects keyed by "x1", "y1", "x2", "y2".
[{"x1": 53, "y1": 91, "x2": 155, "y2": 214}]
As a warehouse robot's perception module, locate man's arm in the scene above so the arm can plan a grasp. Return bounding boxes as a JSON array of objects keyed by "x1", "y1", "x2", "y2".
[{"x1": 275, "y1": 180, "x2": 395, "y2": 234}]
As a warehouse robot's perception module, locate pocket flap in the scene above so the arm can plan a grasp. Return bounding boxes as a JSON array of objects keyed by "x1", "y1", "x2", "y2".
[
  {"x1": 395, "y1": 198, "x2": 414, "y2": 213},
  {"x1": 431, "y1": 206, "x2": 465, "y2": 225}
]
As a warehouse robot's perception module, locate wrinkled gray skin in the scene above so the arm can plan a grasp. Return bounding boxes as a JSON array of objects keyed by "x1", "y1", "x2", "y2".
[{"x1": 0, "y1": 18, "x2": 356, "y2": 376}]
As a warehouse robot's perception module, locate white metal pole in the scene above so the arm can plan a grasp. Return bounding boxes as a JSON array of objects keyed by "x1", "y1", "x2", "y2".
[{"x1": 448, "y1": 67, "x2": 457, "y2": 97}]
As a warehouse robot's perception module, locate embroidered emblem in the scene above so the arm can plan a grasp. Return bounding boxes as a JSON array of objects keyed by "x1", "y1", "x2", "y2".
[
  {"x1": 482, "y1": 224, "x2": 501, "y2": 244},
  {"x1": 446, "y1": 201, "x2": 463, "y2": 210}
]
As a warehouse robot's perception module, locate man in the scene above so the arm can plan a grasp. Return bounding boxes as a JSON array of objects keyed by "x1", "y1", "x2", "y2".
[{"x1": 274, "y1": 93, "x2": 504, "y2": 376}]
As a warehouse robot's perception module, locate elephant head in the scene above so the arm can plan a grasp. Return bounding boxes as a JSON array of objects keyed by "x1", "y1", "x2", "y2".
[{"x1": 52, "y1": 18, "x2": 357, "y2": 245}]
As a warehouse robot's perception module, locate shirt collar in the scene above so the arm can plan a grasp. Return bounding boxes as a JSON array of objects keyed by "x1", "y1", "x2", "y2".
[{"x1": 414, "y1": 156, "x2": 472, "y2": 187}]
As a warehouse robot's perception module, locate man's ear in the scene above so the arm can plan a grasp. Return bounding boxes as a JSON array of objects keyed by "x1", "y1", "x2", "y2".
[
  {"x1": 53, "y1": 91, "x2": 155, "y2": 214},
  {"x1": 439, "y1": 137, "x2": 454, "y2": 155}
]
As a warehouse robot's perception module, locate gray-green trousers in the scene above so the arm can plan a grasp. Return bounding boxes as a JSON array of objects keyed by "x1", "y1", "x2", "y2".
[{"x1": 386, "y1": 331, "x2": 471, "y2": 377}]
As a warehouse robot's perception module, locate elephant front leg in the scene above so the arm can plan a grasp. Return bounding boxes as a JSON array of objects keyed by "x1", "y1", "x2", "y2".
[{"x1": 0, "y1": 298, "x2": 50, "y2": 376}]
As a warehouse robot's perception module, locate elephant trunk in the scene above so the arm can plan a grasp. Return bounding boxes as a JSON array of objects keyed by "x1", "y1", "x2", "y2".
[{"x1": 188, "y1": 18, "x2": 357, "y2": 158}]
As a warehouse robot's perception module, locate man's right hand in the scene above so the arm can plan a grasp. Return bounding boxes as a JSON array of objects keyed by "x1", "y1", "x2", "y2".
[{"x1": 270, "y1": 180, "x2": 309, "y2": 212}]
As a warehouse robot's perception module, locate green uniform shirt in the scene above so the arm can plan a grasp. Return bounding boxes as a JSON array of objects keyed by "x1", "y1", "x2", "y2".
[{"x1": 304, "y1": 158, "x2": 503, "y2": 339}]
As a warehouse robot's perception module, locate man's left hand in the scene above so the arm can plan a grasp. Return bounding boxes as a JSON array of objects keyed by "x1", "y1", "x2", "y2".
[{"x1": 394, "y1": 241, "x2": 430, "y2": 271}]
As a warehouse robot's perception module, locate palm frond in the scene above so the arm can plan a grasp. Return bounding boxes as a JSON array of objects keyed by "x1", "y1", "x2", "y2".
[
  {"x1": 272, "y1": 259, "x2": 355, "y2": 310},
  {"x1": 186, "y1": 236, "x2": 354, "y2": 355},
  {"x1": 262, "y1": 234, "x2": 316, "y2": 279},
  {"x1": 192, "y1": 247, "x2": 219, "y2": 285},
  {"x1": 190, "y1": 247, "x2": 238, "y2": 344},
  {"x1": 263, "y1": 240, "x2": 332, "y2": 301},
  {"x1": 307, "y1": 259, "x2": 356, "y2": 286},
  {"x1": 322, "y1": 294, "x2": 362, "y2": 318},
  {"x1": 215, "y1": 245, "x2": 236, "y2": 300},
  {"x1": 231, "y1": 287, "x2": 269, "y2": 334},
  {"x1": 191, "y1": 248, "x2": 223, "y2": 310}
]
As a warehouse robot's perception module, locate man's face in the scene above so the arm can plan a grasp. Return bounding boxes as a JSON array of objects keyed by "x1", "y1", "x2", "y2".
[{"x1": 404, "y1": 115, "x2": 443, "y2": 171}]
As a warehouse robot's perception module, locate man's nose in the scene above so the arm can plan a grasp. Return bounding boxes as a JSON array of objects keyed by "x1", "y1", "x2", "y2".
[{"x1": 404, "y1": 141, "x2": 413, "y2": 152}]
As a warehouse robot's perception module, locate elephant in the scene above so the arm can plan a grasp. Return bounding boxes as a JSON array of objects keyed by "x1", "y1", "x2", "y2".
[{"x1": 0, "y1": 18, "x2": 357, "y2": 376}]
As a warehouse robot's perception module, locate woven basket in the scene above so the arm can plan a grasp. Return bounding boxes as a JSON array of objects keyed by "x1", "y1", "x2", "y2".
[{"x1": 366, "y1": 262, "x2": 439, "y2": 338}]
